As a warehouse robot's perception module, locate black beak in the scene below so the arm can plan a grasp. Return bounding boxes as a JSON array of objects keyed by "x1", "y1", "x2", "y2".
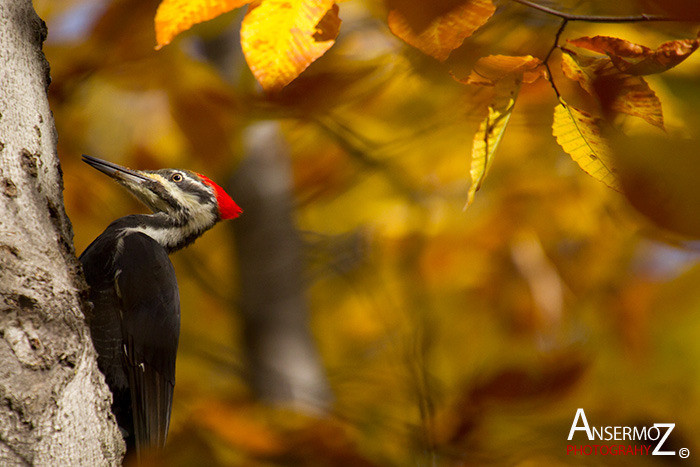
[{"x1": 82, "y1": 155, "x2": 151, "y2": 184}]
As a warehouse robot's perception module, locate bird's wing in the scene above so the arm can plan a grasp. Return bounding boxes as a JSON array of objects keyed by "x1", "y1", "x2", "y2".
[{"x1": 113, "y1": 232, "x2": 180, "y2": 455}]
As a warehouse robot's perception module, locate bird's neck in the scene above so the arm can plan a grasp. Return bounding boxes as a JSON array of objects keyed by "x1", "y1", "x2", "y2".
[{"x1": 118, "y1": 211, "x2": 216, "y2": 253}]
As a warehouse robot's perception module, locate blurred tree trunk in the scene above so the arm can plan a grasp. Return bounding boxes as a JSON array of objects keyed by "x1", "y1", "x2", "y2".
[
  {"x1": 231, "y1": 121, "x2": 332, "y2": 410},
  {"x1": 0, "y1": 1, "x2": 123, "y2": 464}
]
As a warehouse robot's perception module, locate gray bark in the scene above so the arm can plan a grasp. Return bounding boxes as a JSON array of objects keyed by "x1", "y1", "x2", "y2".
[
  {"x1": 197, "y1": 23, "x2": 332, "y2": 411},
  {"x1": 0, "y1": 1, "x2": 123, "y2": 465},
  {"x1": 231, "y1": 122, "x2": 332, "y2": 411}
]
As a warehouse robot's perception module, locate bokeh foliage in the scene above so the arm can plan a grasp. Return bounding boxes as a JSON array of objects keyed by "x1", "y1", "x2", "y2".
[{"x1": 37, "y1": 0, "x2": 700, "y2": 464}]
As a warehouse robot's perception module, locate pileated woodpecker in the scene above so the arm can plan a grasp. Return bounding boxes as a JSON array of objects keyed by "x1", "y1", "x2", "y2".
[{"x1": 79, "y1": 155, "x2": 241, "y2": 458}]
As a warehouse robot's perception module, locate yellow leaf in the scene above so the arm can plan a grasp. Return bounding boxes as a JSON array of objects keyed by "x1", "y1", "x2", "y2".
[
  {"x1": 466, "y1": 77, "x2": 520, "y2": 207},
  {"x1": 387, "y1": 0, "x2": 495, "y2": 62},
  {"x1": 241, "y1": 0, "x2": 341, "y2": 92},
  {"x1": 154, "y1": 0, "x2": 253, "y2": 50},
  {"x1": 552, "y1": 102, "x2": 621, "y2": 191},
  {"x1": 561, "y1": 51, "x2": 664, "y2": 129}
]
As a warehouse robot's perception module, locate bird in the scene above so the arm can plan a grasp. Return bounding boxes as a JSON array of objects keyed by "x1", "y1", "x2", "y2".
[{"x1": 79, "y1": 155, "x2": 241, "y2": 460}]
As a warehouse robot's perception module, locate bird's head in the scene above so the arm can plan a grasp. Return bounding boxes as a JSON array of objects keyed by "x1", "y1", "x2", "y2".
[{"x1": 82, "y1": 155, "x2": 242, "y2": 226}]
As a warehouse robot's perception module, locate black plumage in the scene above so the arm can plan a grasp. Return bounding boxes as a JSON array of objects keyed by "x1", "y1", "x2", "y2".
[{"x1": 81, "y1": 227, "x2": 179, "y2": 453}]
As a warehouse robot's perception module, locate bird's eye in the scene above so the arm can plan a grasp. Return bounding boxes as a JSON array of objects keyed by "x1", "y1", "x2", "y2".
[{"x1": 171, "y1": 173, "x2": 183, "y2": 182}]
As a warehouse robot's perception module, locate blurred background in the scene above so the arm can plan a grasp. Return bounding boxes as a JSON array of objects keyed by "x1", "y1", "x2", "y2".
[{"x1": 35, "y1": 0, "x2": 700, "y2": 465}]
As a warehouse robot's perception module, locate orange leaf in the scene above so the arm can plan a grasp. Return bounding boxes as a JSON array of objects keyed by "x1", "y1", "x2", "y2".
[
  {"x1": 567, "y1": 35, "x2": 700, "y2": 75},
  {"x1": 155, "y1": 0, "x2": 253, "y2": 50},
  {"x1": 241, "y1": 0, "x2": 341, "y2": 92},
  {"x1": 560, "y1": 52, "x2": 606, "y2": 96},
  {"x1": 561, "y1": 51, "x2": 664, "y2": 129},
  {"x1": 605, "y1": 75, "x2": 663, "y2": 129},
  {"x1": 387, "y1": 0, "x2": 495, "y2": 61},
  {"x1": 568, "y1": 36, "x2": 651, "y2": 57},
  {"x1": 459, "y1": 54, "x2": 544, "y2": 86}
]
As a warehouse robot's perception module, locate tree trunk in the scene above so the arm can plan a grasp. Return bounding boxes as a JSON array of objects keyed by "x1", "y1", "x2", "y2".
[
  {"x1": 231, "y1": 121, "x2": 332, "y2": 411},
  {"x1": 0, "y1": 1, "x2": 123, "y2": 464}
]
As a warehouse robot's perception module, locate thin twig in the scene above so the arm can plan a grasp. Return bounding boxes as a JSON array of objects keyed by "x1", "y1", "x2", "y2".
[
  {"x1": 544, "y1": 19, "x2": 567, "y2": 63},
  {"x1": 511, "y1": 0, "x2": 682, "y2": 23},
  {"x1": 544, "y1": 61, "x2": 561, "y2": 100},
  {"x1": 543, "y1": 19, "x2": 567, "y2": 100}
]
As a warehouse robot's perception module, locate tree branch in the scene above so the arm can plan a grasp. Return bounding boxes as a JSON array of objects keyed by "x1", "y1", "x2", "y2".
[
  {"x1": 510, "y1": 0, "x2": 682, "y2": 23},
  {"x1": 544, "y1": 19, "x2": 567, "y2": 63},
  {"x1": 543, "y1": 18, "x2": 567, "y2": 100}
]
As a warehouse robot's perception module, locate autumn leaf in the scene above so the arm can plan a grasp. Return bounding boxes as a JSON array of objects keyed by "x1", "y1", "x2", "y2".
[
  {"x1": 459, "y1": 54, "x2": 544, "y2": 86},
  {"x1": 387, "y1": 0, "x2": 495, "y2": 61},
  {"x1": 155, "y1": 0, "x2": 253, "y2": 50},
  {"x1": 567, "y1": 35, "x2": 700, "y2": 75},
  {"x1": 461, "y1": 55, "x2": 543, "y2": 206},
  {"x1": 240, "y1": 0, "x2": 341, "y2": 92},
  {"x1": 552, "y1": 101, "x2": 620, "y2": 191},
  {"x1": 568, "y1": 36, "x2": 650, "y2": 57},
  {"x1": 561, "y1": 52, "x2": 664, "y2": 129},
  {"x1": 603, "y1": 74, "x2": 663, "y2": 129},
  {"x1": 560, "y1": 52, "x2": 605, "y2": 96},
  {"x1": 466, "y1": 77, "x2": 520, "y2": 207}
]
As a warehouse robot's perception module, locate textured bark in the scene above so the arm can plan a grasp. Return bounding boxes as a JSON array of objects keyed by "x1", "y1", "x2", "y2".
[
  {"x1": 231, "y1": 121, "x2": 332, "y2": 411},
  {"x1": 0, "y1": 1, "x2": 124, "y2": 464}
]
